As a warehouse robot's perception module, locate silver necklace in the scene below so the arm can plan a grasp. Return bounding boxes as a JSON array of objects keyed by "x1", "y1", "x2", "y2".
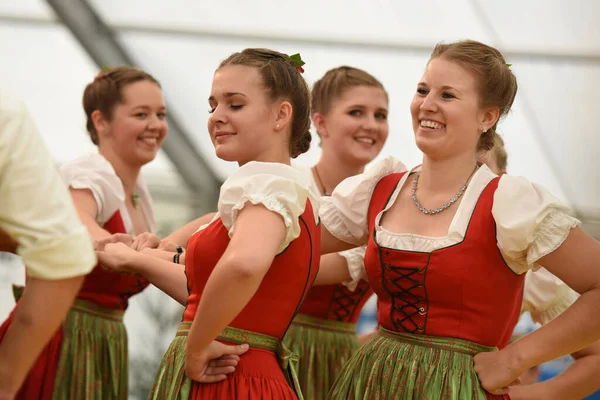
[
  {"x1": 312, "y1": 166, "x2": 330, "y2": 196},
  {"x1": 411, "y1": 166, "x2": 478, "y2": 215}
]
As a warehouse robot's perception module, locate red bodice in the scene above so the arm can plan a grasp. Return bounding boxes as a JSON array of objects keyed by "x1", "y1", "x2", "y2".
[
  {"x1": 183, "y1": 201, "x2": 321, "y2": 340},
  {"x1": 297, "y1": 281, "x2": 373, "y2": 324},
  {"x1": 365, "y1": 173, "x2": 523, "y2": 347},
  {"x1": 77, "y1": 211, "x2": 149, "y2": 310}
]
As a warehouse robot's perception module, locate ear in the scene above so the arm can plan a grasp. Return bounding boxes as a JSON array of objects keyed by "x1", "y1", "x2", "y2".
[
  {"x1": 479, "y1": 106, "x2": 500, "y2": 133},
  {"x1": 91, "y1": 110, "x2": 110, "y2": 136},
  {"x1": 312, "y1": 112, "x2": 328, "y2": 139},
  {"x1": 274, "y1": 101, "x2": 293, "y2": 131}
]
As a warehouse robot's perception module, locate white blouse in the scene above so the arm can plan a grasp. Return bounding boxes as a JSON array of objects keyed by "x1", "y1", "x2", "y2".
[
  {"x1": 215, "y1": 161, "x2": 319, "y2": 254},
  {"x1": 320, "y1": 156, "x2": 580, "y2": 278},
  {"x1": 60, "y1": 153, "x2": 156, "y2": 234},
  {"x1": 523, "y1": 268, "x2": 579, "y2": 325},
  {"x1": 295, "y1": 165, "x2": 368, "y2": 290}
]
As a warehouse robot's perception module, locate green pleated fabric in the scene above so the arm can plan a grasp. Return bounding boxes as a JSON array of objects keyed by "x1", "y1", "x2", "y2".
[
  {"x1": 328, "y1": 327, "x2": 503, "y2": 400},
  {"x1": 283, "y1": 314, "x2": 360, "y2": 400},
  {"x1": 12, "y1": 285, "x2": 128, "y2": 399},
  {"x1": 147, "y1": 333, "x2": 192, "y2": 400},
  {"x1": 51, "y1": 299, "x2": 128, "y2": 400},
  {"x1": 149, "y1": 322, "x2": 302, "y2": 400}
]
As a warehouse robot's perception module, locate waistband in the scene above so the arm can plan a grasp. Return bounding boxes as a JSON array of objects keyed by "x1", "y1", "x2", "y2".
[
  {"x1": 176, "y1": 322, "x2": 281, "y2": 352},
  {"x1": 378, "y1": 326, "x2": 497, "y2": 357},
  {"x1": 176, "y1": 322, "x2": 304, "y2": 399},
  {"x1": 292, "y1": 313, "x2": 357, "y2": 334},
  {"x1": 13, "y1": 284, "x2": 124, "y2": 322}
]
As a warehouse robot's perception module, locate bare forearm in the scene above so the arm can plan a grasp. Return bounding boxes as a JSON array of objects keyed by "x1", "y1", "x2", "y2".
[
  {"x1": 0, "y1": 276, "x2": 83, "y2": 395},
  {"x1": 314, "y1": 253, "x2": 351, "y2": 286},
  {"x1": 322, "y1": 226, "x2": 355, "y2": 255},
  {"x1": 142, "y1": 248, "x2": 180, "y2": 263},
  {"x1": 164, "y1": 213, "x2": 217, "y2": 247},
  {"x1": 77, "y1": 211, "x2": 112, "y2": 240},
  {"x1": 530, "y1": 343, "x2": 600, "y2": 400},
  {"x1": 513, "y1": 290, "x2": 600, "y2": 369},
  {"x1": 187, "y1": 263, "x2": 265, "y2": 353},
  {"x1": 132, "y1": 251, "x2": 189, "y2": 305}
]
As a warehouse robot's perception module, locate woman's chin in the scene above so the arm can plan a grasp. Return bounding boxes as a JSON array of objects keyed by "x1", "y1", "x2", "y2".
[
  {"x1": 415, "y1": 136, "x2": 445, "y2": 157},
  {"x1": 214, "y1": 147, "x2": 240, "y2": 163}
]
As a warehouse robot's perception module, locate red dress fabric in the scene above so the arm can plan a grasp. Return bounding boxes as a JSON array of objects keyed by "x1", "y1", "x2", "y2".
[
  {"x1": 297, "y1": 282, "x2": 372, "y2": 324},
  {"x1": 181, "y1": 201, "x2": 320, "y2": 399},
  {"x1": 365, "y1": 172, "x2": 524, "y2": 399},
  {"x1": 0, "y1": 211, "x2": 148, "y2": 399},
  {"x1": 77, "y1": 211, "x2": 149, "y2": 310}
]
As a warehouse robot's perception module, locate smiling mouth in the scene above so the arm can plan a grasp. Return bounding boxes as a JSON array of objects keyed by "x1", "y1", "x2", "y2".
[
  {"x1": 354, "y1": 137, "x2": 375, "y2": 145},
  {"x1": 138, "y1": 137, "x2": 158, "y2": 145},
  {"x1": 420, "y1": 119, "x2": 445, "y2": 129},
  {"x1": 215, "y1": 132, "x2": 235, "y2": 138}
]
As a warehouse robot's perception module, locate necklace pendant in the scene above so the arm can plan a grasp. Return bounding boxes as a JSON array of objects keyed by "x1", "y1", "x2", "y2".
[{"x1": 132, "y1": 193, "x2": 140, "y2": 209}]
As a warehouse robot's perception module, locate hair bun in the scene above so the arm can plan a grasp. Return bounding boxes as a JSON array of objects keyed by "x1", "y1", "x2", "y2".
[{"x1": 291, "y1": 130, "x2": 312, "y2": 158}]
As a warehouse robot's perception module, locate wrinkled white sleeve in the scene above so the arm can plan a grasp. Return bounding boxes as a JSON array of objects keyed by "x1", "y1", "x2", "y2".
[
  {"x1": 493, "y1": 174, "x2": 580, "y2": 274},
  {"x1": 320, "y1": 156, "x2": 407, "y2": 246},
  {"x1": 60, "y1": 153, "x2": 124, "y2": 225},
  {"x1": 219, "y1": 161, "x2": 315, "y2": 254},
  {"x1": 338, "y1": 246, "x2": 368, "y2": 290},
  {"x1": 522, "y1": 268, "x2": 579, "y2": 325}
]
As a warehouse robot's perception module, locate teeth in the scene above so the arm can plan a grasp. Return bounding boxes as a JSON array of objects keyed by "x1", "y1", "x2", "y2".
[
  {"x1": 139, "y1": 137, "x2": 158, "y2": 145},
  {"x1": 420, "y1": 120, "x2": 444, "y2": 129},
  {"x1": 355, "y1": 137, "x2": 375, "y2": 144}
]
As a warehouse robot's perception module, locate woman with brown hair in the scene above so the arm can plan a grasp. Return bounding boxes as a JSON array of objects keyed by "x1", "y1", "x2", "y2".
[
  {"x1": 97, "y1": 49, "x2": 320, "y2": 400},
  {"x1": 318, "y1": 39, "x2": 600, "y2": 398},
  {"x1": 0, "y1": 89, "x2": 96, "y2": 400},
  {"x1": 283, "y1": 65, "x2": 389, "y2": 399},
  {"x1": 0, "y1": 66, "x2": 167, "y2": 399}
]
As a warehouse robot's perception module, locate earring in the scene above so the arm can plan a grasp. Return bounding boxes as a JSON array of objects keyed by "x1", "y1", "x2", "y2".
[
  {"x1": 276, "y1": 123, "x2": 280, "y2": 129},
  {"x1": 481, "y1": 127, "x2": 487, "y2": 133}
]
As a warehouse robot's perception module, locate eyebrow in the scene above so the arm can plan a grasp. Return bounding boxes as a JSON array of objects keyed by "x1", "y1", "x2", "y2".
[
  {"x1": 347, "y1": 104, "x2": 388, "y2": 111},
  {"x1": 132, "y1": 105, "x2": 166, "y2": 110},
  {"x1": 418, "y1": 82, "x2": 460, "y2": 92},
  {"x1": 208, "y1": 92, "x2": 246, "y2": 101}
]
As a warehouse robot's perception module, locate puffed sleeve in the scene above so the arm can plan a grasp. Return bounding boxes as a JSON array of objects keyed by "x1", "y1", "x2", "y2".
[
  {"x1": 522, "y1": 268, "x2": 579, "y2": 325},
  {"x1": 493, "y1": 175, "x2": 581, "y2": 274},
  {"x1": 59, "y1": 153, "x2": 125, "y2": 225},
  {"x1": 218, "y1": 161, "x2": 317, "y2": 254},
  {"x1": 320, "y1": 156, "x2": 407, "y2": 246},
  {"x1": 338, "y1": 246, "x2": 368, "y2": 290}
]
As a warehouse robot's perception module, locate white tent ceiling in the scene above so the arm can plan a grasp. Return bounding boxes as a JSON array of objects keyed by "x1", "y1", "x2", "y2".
[{"x1": 1, "y1": 0, "x2": 599, "y2": 233}]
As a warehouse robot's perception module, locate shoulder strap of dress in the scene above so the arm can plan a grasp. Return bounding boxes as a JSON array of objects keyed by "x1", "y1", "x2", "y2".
[
  {"x1": 367, "y1": 172, "x2": 407, "y2": 233},
  {"x1": 471, "y1": 175, "x2": 501, "y2": 217}
]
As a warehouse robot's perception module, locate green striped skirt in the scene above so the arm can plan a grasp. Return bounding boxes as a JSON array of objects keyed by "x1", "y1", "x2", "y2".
[
  {"x1": 328, "y1": 327, "x2": 505, "y2": 400},
  {"x1": 13, "y1": 286, "x2": 128, "y2": 399},
  {"x1": 149, "y1": 322, "x2": 303, "y2": 400},
  {"x1": 283, "y1": 314, "x2": 360, "y2": 400}
]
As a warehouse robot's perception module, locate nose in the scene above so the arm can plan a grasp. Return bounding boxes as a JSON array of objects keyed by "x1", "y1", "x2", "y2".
[
  {"x1": 420, "y1": 93, "x2": 438, "y2": 112},
  {"x1": 147, "y1": 114, "x2": 163, "y2": 131},
  {"x1": 363, "y1": 114, "x2": 379, "y2": 132},
  {"x1": 209, "y1": 105, "x2": 226, "y2": 125}
]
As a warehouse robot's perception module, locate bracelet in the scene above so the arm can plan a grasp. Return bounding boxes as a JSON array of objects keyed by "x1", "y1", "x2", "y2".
[
  {"x1": 176, "y1": 245, "x2": 184, "y2": 254},
  {"x1": 173, "y1": 253, "x2": 181, "y2": 264}
]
